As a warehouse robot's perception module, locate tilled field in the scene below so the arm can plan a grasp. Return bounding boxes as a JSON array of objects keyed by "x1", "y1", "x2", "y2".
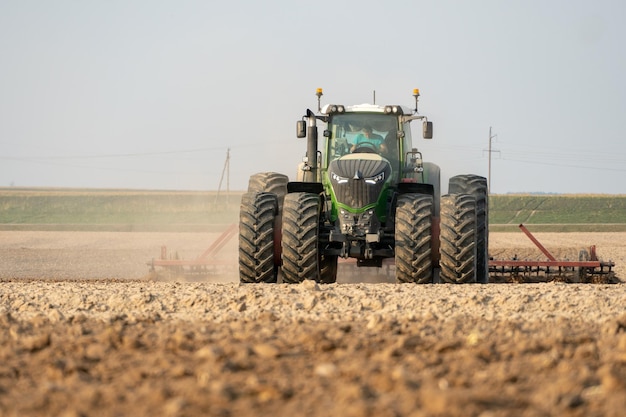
[{"x1": 1, "y1": 231, "x2": 626, "y2": 417}]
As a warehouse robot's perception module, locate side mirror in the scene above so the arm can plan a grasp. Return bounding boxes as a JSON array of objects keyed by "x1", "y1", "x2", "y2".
[
  {"x1": 423, "y1": 121, "x2": 433, "y2": 139},
  {"x1": 296, "y1": 120, "x2": 306, "y2": 138}
]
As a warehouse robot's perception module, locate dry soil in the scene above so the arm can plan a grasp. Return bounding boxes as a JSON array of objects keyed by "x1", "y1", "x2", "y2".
[{"x1": 1, "y1": 231, "x2": 626, "y2": 417}]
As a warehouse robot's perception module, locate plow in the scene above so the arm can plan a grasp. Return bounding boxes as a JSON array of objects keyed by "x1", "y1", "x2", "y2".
[{"x1": 148, "y1": 223, "x2": 616, "y2": 284}]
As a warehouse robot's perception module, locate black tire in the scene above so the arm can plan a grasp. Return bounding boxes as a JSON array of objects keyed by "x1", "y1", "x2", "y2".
[
  {"x1": 247, "y1": 172, "x2": 289, "y2": 268},
  {"x1": 319, "y1": 254, "x2": 338, "y2": 284},
  {"x1": 247, "y1": 172, "x2": 289, "y2": 208},
  {"x1": 282, "y1": 192, "x2": 334, "y2": 283},
  {"x1": 440, "y1": 194, "x2": 477, "y2": 284},
  {"x1": 395, "y1": 194, "x2": 434, "y2": 284},
  {"x1": 239, "y1": 192, "x2": 279, "y2": 283},
  {"x1": 449, "y1": 175, "x2": 489, "y2": 283}
]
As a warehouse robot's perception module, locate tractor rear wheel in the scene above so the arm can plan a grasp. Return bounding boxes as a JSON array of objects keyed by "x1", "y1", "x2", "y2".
[
  {"x1": 239, "y1": 192, "x2": 279, "y2": 283},
  {"x1": 395, "y1": 194, "x2": 434, "y2": 284},
  {"x1": 449, "y1": 175, "x2": 489, "y2": 283},
  {"x1": 247, "y1": 172, "x2": 289, "y2": 208},
  {"x1": 281, "y1": 192, "x2": 336, "y2": 283},
  {"x1": 440, "y1": 193, "x2": 477, "y2": 284}
]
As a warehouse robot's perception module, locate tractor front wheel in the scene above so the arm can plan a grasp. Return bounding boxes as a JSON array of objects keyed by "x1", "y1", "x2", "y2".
[
  {"x1": 439, "y1": 193, "x2": 477, "y2": 284},
  {"x1": 247, "y1": 172, "x2": 289, "y2": 269},
  {"x1": 281, "y1": 192, "x2": 336, "y2": 283},
  {"x1": 449, "y1": 175, "x2": 489, "y2": 283},
  {"x1": 395, "y1": 194, "x2": 434, "y2": 284},
  {"x1": 239, "y1": 192, "x2": 279, "y2": 283}
]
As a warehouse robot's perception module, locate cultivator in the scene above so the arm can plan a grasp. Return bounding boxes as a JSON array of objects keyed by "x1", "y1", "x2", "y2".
[
  {"x1": 488, "y1": 224, "x2": 616, "y2": 283},
  {"x1": 147, "y1": 224, "x2": 237, "y2": 281},
  {"x1": 147, "y1": 222, "x2": 616, "y2": 284}
]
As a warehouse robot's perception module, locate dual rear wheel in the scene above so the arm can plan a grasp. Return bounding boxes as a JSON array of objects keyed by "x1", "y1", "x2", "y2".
[
  {"x1": 439, "y1": 175, "x2": 489, "y2": 284},
  {"x1": 238, "y1": 172, "x2": 288, "y2": 283},
  {"x1": 239, "y1": 172, "x2": 337, "y2": 284},
  {"x1": 395, "y1": 175, "x2": 489, "y2": 284}
]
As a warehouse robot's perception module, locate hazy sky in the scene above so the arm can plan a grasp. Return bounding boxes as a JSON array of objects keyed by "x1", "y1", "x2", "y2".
[{"x1": 1, "y1": 0, "x2": 625, "y2": 194}]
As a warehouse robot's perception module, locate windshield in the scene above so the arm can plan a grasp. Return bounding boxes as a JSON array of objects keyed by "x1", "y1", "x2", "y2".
[{"x1": 325, "y1": 113, "x2": 399, "y2": 165}]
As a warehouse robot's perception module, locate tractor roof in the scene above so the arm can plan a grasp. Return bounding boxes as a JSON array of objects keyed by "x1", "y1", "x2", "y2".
[{"x1": 321, "y1": 103, "x2": 414, "y2": 115}]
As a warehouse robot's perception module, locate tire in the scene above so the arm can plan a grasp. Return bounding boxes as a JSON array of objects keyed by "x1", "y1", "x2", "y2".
[
  {"x1": 247, "y1": 172, "x2": 289, "y2": 268},
  {"x1": 440, "y1": 193, "x2": 477, "y2": 284},
  {"x1": 238, "y1": 192, "x2": 279, "y2": 283},
  {"x1": 247, "y1": 172, "x2": 289, "y2": 208},
  {"x1": 449, "y1": 175, "x2": 489, "y2": 283},
  {"x1": 395, "y1": 194, "x2": 434, "y2": 284},
  {"x1": 282, "y1": 192, "x2": 333, "y2": 283},
  {"x1": 319, "y1": 254, "x2": 338, "y2": 284}
]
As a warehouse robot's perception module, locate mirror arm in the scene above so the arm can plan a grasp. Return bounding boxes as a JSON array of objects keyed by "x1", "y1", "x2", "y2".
[{"x1": 401, "y1": 115, "x2": 428, "y2": 123}]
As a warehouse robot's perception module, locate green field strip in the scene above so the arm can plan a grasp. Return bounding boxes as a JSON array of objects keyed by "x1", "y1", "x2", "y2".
[{"x1": 1, "y1": 189, "x2": 625, "y2": 231}]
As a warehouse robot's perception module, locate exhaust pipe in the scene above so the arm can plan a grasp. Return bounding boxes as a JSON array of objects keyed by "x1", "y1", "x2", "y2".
[{"x1": 305, "y1": 109, "x2": 318, "y2": 183}]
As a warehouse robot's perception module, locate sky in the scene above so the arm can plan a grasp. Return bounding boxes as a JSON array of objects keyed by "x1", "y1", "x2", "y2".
[{"x1": 1, "y1": 0, "x2": 625, "y2": 194}]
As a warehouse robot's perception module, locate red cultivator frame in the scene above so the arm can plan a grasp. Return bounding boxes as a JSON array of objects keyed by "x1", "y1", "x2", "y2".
[
  {"x1": 488, "y1": 224, "x2": 616, "y2": 283},
  {"x1": 148, "y1": 224, "x2": 237, "y2": 279}
]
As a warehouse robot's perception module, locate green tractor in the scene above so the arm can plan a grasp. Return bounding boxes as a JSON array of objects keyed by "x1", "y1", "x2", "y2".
[{"x1": 239, "y1": 89, "x2": 488, "y2": 284}]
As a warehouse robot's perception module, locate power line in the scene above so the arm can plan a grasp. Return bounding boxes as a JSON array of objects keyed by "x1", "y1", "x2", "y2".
[
  {"x1": 499, "y1": 156, "x2": 626, "y2": 172},
  {"x1": 0, "y1": 155, "x2": 221, "y2": 176},
  {"x1": 0, "y1": 138, "x2": 290, "y2": 161},
  {"x1": 0, "y1": 147, "x2": 228, "y2": 160}
]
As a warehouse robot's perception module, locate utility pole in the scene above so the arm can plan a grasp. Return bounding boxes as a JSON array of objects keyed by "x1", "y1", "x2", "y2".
[
  {"x1": 215, "y1": 148, "x2": 230, "y2": 209},
  {"x1": 485, "y1": 127, "x2": 500, "y2": 193}
]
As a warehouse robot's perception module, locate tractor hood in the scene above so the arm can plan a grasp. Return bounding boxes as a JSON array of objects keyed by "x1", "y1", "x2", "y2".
[{"x1": 328, "y1": 154, "x2": 391, "y2": 211}]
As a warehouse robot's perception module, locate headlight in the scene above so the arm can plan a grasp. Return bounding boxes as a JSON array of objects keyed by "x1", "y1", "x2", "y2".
[
  {"x1": 331, "y1": 172, "x2": 348, "y2": 184},
  {"x1": 326, "y1": 104, "x2": 345, "y2": 114},
  {"x1": 384, "y1": 105, "x2": 403, "y2": 115},
  {"x1": 365, "y1": 171, "x2": 385, "y2": 184}
]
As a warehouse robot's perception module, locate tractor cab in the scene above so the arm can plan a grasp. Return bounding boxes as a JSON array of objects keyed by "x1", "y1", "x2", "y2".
[{"x1": 321, "y1": 105, "x2": 410, "y2": 184}]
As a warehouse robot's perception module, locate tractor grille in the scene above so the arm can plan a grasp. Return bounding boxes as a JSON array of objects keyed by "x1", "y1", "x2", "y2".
[{"x1": 329, "y1": 158, "x2": 390, "y2": 209}]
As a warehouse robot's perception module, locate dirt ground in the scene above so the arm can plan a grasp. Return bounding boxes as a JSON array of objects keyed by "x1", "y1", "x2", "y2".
[{"x1": 1, "y1": 230, "x2": 626, "y2": 417}]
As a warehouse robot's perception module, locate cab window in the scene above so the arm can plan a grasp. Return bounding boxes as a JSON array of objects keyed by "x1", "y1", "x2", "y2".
[{"x1": 326, "y1": 114, "x2": 399, "y2": 166}]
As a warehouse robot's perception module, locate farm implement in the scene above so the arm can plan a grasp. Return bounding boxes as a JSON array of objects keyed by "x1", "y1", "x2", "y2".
[
  {"x1": 147, "y1": 222, "x2": 616, "y2": 283},
  {"x1": 147, "y1": 224, "x2": 237, "y2": 281},
  {"x1": 488, "y1": 224, "x2": 616, "y2": 283}
]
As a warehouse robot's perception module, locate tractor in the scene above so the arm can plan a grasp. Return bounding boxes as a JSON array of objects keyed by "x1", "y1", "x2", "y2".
[{"x1": 239, "y1": 89, "x2": 488, "y2": 284}]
